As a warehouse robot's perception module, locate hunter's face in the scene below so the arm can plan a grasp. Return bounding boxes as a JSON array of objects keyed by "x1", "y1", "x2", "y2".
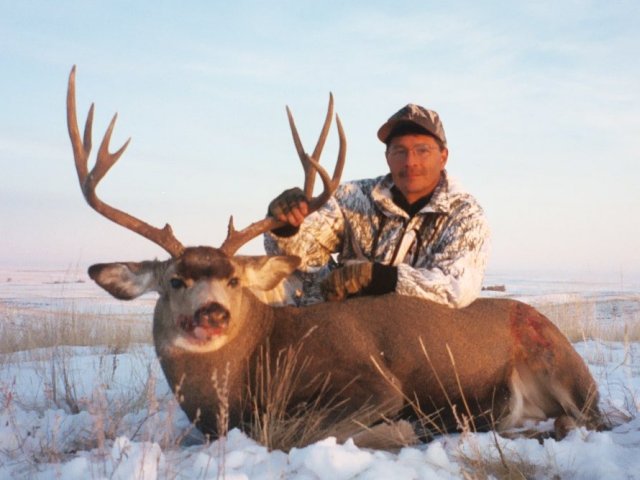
[{"x1": 385, "y1": 134, "x2": 448, "y2": 204}]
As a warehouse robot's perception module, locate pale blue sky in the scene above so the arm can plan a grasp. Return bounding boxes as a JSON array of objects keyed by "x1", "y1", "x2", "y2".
[{"x1": 1, "y1": 1, "x2": 639, "y2": 282}]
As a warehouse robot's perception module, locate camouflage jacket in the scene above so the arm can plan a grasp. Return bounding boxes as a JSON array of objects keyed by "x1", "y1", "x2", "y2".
[{"x1": 264, "y1": 171, "x2": 490, "y2": 308}]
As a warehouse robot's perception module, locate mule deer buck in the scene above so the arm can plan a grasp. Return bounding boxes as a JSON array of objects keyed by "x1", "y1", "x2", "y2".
[{"x1": 67, "y1": 66, "x2": 603, "y2": 448}]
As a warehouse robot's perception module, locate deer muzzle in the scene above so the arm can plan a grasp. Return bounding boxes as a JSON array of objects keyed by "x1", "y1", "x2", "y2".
[
  {"x1": 194, "y1": 302, "x2": 230, "y2": 328},
  {"x1": 178, "y1": 302, "x2": 230, "y2": 341}
]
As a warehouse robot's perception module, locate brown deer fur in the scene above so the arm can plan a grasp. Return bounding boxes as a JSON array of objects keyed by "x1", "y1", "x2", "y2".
[{"x1": 89, "y1": 246, "x2": 603, "y2": 445}]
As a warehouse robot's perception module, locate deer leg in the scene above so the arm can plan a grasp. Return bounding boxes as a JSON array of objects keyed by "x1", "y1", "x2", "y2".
[
  {"x1": 504, "y1": 303, "x2": 605, "y2": 437},
  {"x1": 350, "y1": 419, "x2": 419, "y2": 450},
  {"x1": 330, "y1": 366, "x2": 408, "y2": 446}
]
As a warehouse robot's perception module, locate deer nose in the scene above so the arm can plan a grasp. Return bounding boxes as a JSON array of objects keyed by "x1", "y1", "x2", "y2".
[{"x1": 194, "y1": 302, "x2": 230, "y2": 328}]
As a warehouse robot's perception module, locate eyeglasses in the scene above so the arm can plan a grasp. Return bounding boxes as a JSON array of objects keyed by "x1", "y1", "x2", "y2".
[{"x1": 386, "y1": 144, "x2": 437, "y2": 161}]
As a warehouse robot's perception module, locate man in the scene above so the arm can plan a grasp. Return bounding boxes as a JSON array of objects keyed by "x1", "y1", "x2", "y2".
[{"x1": 264, "y1": 103, "x2": 490, "y2": 308}]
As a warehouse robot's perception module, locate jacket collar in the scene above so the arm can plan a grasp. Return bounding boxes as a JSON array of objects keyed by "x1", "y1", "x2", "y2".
[{"x1": 372, "y1": 171, "x2": 451, "y2": 218}]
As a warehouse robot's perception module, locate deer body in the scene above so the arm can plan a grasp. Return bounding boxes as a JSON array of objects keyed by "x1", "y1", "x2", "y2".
[{"x1": 90, "y1": 246, "x2": 602, "y2": 442}]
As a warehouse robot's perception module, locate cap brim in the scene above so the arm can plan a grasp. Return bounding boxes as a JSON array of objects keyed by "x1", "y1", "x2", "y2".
[
  {"x1": 377, "y1": 119, "x2": 411, "y2": 143},
  {"x1": 377, "y1": 119, "x2": 435, "y2": 143}
]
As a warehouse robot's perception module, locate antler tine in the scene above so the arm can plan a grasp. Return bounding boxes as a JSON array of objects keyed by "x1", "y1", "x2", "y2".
[
  {"x1": 219, "y1": 96, "x2": 347, "y2": 257},
  {"x1": 67, "y1": 66, "x2": 185, "y2": 258},
  {"x1": 220, "y1": 215, "x2": 282, "y2": 257},
  {"x1": 286, "y1": 93, "x2": 334, "y2": 198},
  {"x1": 66, "y1": 66, "x2": 91, "y2": 184},
  {"x1": 307, "y1": 113, "x2": 346, "y2": 212}
]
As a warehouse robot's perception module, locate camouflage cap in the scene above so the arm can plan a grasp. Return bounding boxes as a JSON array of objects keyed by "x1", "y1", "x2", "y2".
[{"x1": 377, "y1": 104, "x2": 447, "y2": 147}]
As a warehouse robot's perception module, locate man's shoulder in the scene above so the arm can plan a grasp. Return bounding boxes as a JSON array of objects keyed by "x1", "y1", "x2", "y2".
[
  {"x1": 329, "y1": 175, "x2": 389, "y2": 216},
  {"x1": 336, "y1": 175, "x2": 387, "y2": 198},
  {"x1": 441, "y1": 173, "x2": 469, "y2": 196},
  {"x1": 438, "y1": 173, "x2": 486, "y2": 216}
]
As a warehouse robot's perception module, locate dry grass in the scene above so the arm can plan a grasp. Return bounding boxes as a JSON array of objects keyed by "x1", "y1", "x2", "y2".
[
  {"x1": 536, "y1": 298, "x2": 640, "y2": 342},
  {"x1": 211, "y1": 342, "x2": 401, "y2": 452},
  {"x1": 456, "y1": 432, "x2": 557, "y2": 480},
  {"x1": 0, "y1": 303, "x2": 152, "y2": 358},
  {"x1": 245, "y1": 342, "x2": 351, "y2": 450},
  {"x1": 0, "y1": 298, "x2": 184, "y2": 476},
  {"x1": 0, "y1": 343, "x2": 187, "y2": 476}
]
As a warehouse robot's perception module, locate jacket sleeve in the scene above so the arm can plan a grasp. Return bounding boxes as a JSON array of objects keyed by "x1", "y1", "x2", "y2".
[
  {"x1": 395, "y1": 206, "x2": 491, "y2": 308},
  {"x1": 264, "y1": 195, "x2": 345, "y2": 270}
]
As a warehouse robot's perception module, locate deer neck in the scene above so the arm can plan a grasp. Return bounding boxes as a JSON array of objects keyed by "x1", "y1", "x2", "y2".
[{"x1": 232, "y1": 289, "x2": 277, "y2": 356}]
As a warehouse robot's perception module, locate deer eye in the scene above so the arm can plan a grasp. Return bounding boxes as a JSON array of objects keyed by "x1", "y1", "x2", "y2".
[
  {"x1": 228, "y1": 277, "x2": 239, "y2": 288},
  {"x1": 170, "y1": 277, "x2": 186, "y2": 289}
]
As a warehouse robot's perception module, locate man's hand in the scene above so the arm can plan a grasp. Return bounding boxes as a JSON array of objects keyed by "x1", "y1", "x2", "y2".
[
  {"x1": 321, "y1": 262, "x2": 374, "y2": 302},
  {"x1": 268, "y1": 187, "x2": 309, "y2": 227}
]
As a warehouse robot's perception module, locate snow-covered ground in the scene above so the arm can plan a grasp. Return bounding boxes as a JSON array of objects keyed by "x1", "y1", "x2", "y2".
[{"x1": 0, "y1": 268, "x2": 639, "y2": 479}]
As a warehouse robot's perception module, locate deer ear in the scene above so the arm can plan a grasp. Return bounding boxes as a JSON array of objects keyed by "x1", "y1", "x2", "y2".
[
  {"x1": 234, "y1": 255, "x2": 301, "y2": 291},
  {"x1": 88, "y1": 261, "x2": 161, "y2": 300}
]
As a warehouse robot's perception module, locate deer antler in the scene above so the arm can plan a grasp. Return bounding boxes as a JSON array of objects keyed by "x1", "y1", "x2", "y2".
[
  {"x1": 287, "y1": 93, "x2": 335, "y2": 199},
  {"x1": 67, "y1": 66, "x2": 185, "y2": 257},
  {"x1": 220, "y1": 95, "x2": 346, "y2": 256}
]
